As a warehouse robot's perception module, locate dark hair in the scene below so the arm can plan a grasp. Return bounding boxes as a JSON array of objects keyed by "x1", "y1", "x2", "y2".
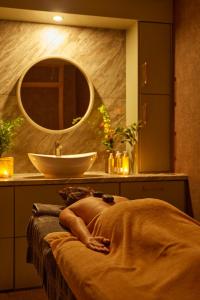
[{"x1": 59, "y1": 186, "x2": 94, "y2": 206}]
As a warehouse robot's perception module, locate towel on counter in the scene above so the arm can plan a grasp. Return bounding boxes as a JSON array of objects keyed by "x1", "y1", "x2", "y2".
[
  {"x1": 32, "y1": 203, "x2": 64, "y2": 217},
  {"x1": 45, "y1": 198, "x2": 200, "y2": 300}
]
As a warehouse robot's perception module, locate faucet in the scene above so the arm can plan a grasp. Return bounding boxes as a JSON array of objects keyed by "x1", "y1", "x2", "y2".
[{"x1": 55, "y1": 140, "x2": 62, "y2": 156}]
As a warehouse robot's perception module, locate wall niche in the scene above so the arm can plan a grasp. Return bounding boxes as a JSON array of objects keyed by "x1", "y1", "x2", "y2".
[{"x1": 0, "y1": 20, "x2": 126, "y2": 173}]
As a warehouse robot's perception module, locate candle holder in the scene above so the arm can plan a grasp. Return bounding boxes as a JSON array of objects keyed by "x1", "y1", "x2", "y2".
[{"x1": 0, "y1": 157, "x2": 14, "y2": 178}]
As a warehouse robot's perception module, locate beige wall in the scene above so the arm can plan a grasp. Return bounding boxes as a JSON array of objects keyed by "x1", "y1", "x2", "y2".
[
  {"x1": 175, "y1": 0, "x2": 200, "y2": 220},
  {"x1": 0, "y1": 20, "x2": 126, "y2": 173}
]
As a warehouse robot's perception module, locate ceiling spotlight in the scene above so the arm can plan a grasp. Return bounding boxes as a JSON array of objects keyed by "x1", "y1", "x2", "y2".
[{"x1": 53, "y1": 15, "x2": 63, "y2": 22}]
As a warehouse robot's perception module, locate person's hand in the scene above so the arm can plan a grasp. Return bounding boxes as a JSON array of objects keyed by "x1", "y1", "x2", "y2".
[{"x1": 86, "y1": 236, "x2": 110, "y2": 254}]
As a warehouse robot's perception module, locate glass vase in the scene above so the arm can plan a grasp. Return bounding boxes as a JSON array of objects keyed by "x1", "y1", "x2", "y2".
[
  {"x1": 104, "y1": 149, "x2": 114, "y2": 173},
  {"x1": 128, "y1": 144, "x2": 138, "y2": 175}
]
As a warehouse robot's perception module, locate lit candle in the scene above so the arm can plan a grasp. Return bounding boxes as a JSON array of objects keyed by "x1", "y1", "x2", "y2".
[
  {"x1": 123, "y1": 166, "x2": 129, "y2": 175},
  {"x1": 122, "y1": 151, "x2": 129, "y2": 175},
  {"x1": 3, "y1": 169, "x2": 9, "y2": 177},
  {"x1": 0, "y1": 168, "x2": 10, "y2": 178},
  {"x1": 0, "y1": 157, "x2": 14, "y2": 178}
]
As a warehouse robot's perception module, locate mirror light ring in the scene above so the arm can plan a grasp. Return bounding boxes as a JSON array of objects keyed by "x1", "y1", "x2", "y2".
[{"x1": 17, "y1": 55, "x2": 94, "y2": 134}]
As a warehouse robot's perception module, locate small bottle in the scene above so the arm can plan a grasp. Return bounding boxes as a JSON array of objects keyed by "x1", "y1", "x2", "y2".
[
  {"x1": 122, "y1": 151, "x2": 129, "y2": 175},
  {"x1": 115, "y1": 151, "x2": 122, "y2": 174},
  {"x1": 108, "y1": 152, "x2": 115, "y2": 174}
]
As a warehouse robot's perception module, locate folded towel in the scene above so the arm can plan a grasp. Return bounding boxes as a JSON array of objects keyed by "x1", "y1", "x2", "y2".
[{"x1": 32, "y1": 203, "x2": 64, "y2": 217}]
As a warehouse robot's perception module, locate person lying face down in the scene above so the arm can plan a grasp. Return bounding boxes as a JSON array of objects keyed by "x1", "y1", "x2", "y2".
[{"x1": 59, "y1": 187, "x2": 129, "y2": 254}]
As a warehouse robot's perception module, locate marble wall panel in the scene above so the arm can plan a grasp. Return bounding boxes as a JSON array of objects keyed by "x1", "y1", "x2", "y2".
[{"x1": 0, "y1": 20, "x2": 126, "y2": 173}]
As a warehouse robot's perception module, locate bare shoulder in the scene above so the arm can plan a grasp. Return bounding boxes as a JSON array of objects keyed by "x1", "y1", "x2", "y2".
[
  {"x1": 60, "y1": 197, "x2": 105, "y2": 225},
  {"x1": 60, "y1": 207, "x2": 75, "y2": 217},
  {"x1": 68, "y1": 196, "x2": 100, "y2": 209},
  {"x1": 113, "y1": 196, "x2": 129, "y2": 204},
  {"x1": 59, "y1": 207, "x2": 77, "y2": 226}
]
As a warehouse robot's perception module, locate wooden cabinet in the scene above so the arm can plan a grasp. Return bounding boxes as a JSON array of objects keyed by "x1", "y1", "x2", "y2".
[
  {"x1": 0, "y1": 187, "x2": 14, "y2": 238},
  {"x1": 14, "y1": 184, "x2": 67, "y2": 288},
  {"x1": 139, "y1": 22, "x2": 172, "y2": 95},
  {"x1": 120, "y1": 180, "x2": 186, "y2": 211},
  {"x1": 15, "y1": 237, "x2": 41, "y2": 289},
  {"x1": 0, "y1": 187, "x2": 14, "y2": 291},
  {"x1": 0, "y1": 238, "x2": 13, "y2": 290},
  {"x1": 138, "y1": 22, "x2": 173, "y2": 172},
  {"x1": 14, "y1": 185, "x2": 65, "y2": 237},
  {"x1": 138, "y1": 94, "x2": 172, "y2": 172}
]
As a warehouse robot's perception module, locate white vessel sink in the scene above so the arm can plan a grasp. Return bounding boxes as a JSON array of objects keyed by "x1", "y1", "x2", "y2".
[{"x1": 28, "y1": 152, "x2": 97, "y2": 178}]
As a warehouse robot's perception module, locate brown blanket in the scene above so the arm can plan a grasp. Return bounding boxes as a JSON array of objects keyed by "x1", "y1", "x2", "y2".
[{"x1": 45, "y1": 199, "x2": 200, "y2": 300}]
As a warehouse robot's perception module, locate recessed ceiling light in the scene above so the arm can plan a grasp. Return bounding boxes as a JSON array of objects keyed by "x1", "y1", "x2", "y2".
[{"x1": 53, "y1": 15, "x2": 63, "y2": 22}]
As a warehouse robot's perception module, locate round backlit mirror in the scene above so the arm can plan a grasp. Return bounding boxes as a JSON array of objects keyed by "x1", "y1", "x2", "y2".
[{"x1": 17, "y1": 57, "x2": 94, "y2": 133}]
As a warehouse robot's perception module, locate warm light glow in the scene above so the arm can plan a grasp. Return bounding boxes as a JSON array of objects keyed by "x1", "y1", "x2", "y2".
[
  {"x1": 0, "y1": 157, "x2": 14, "y2": 178},
  {"x1": 122, "y1": 167, "x2": 129, "y2": 175},
  {"x1": 122, "y1": 155, "x2": 129, "y2": 175},
  {"x1": 3, "y1": 169, "x2": 9, "y2": 176},
  {"x1": 41, "y1": 28, "x2": 65, "y2": 49},
  {"x1": 53, "y1": 15, "x2": 63, "y2": 22}
]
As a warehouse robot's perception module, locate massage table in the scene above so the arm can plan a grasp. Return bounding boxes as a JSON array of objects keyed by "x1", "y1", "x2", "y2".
[
  {"x1": 27, "y1": 211, "x2": 76, "y2": 300},
  {"x1": 27, "y1": 200, "x2": 200, "y2": 300}
]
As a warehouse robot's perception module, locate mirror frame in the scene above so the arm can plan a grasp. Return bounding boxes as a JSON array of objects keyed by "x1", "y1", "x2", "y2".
[{"x1": 17, "y1": 56, "x2": 94, "y2": 134}]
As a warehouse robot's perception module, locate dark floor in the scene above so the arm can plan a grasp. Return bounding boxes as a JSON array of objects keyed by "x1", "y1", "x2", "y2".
[{"x1": 0, "y1": 288, "x2": 48, "y2": 300}]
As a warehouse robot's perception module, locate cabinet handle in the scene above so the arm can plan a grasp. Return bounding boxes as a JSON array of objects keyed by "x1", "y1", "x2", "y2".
[
  {"x1": 142, "y1": 102, "x2": 148, "y2": 127},
  {"x1": 142, "y1": 61, "x2": 148, "y2": 86}
]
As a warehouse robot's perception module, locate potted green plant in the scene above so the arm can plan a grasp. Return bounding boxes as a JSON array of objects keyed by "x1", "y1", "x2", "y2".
[
  {"x1": 115, "y1": 121, "x2": 143, "y2": 174},
  {"x1": 114, "y1": 122, "x2": 143, "y2": 147},
  {"x1": 0, "y1": 117, "x2": 23, "y2": 177}
]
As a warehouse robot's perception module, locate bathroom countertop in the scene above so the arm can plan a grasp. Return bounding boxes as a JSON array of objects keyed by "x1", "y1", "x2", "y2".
[{"x1": 0, "y1": 172, "x2": 188, "y2": 186}]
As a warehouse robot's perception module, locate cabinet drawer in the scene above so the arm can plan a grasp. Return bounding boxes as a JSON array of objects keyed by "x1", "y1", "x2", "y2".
[
  {"x1": 0, "y1": 187, "x2": 14, "y2": 238},
  {"x1": 120, "y1": 181, "x2": 186, "y2": 211},
  {"x1": 15, "y1": 183, "x2": 119, "y2": 236},
  {"x1": 15, "y1": 237, "x2": 41, "y2": 289},
  {"x1": 15, "y1": 185, "x2": 65, "y2": 237},
  {"x1": 0, "y1": 238, "x2": 13, "y2": 290}
]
